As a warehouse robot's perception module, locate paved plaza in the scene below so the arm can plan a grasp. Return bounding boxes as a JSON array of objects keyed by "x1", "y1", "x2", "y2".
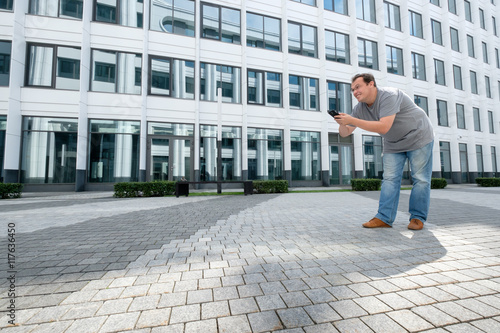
[{"x1": 1, "y1": 184, "x2": 500, "y2": 332}]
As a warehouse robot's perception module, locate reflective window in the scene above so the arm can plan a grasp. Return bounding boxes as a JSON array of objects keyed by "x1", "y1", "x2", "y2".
[
  {"x1": 21, "y1": 117, "x2": 78, "y2": 184},
  {"x1": 431, "y1": 19, "x2": 443, "y2": 45},
  {"x1": 356, "y1": 0, "x2": 376, "y2": 23},
  {"x1": 200, "y1": 125, "x2": 241, "y2": 181},
  {"x1": 91, "y1": 49, "x2": 142, "y2": 94},
  {"x1": 290, "y1": 130, "x2": 321, "y2": 181},
  {"x1": 362, "y1": 135, "x2": 383, "y2": 179},
  {"x1": 473, "y1": 107, "x2": 481, "y2": 131},
  {"x1": 493, "y1": 17, "x2": 498, "y2": 36},
  {"x1": 200, "y1": 63, "x2": 241, "y2": 103},
  {"x1": 288, "y1": 22, "x2": 317, "y2": 58},
  {"x1": 88, "y1": 119, "x2": 140, "y2": 183},
  {"x1": 327, "y1": 81, "x2": 352, "y2": 114},
  {"x1": 482, "y1": 42, "x2": 489, "y2": 63},
  {"x1": 453, "y1": 65, "x2": 462, "y2": 90},
  {"x1": 246, "y1": 12, "x2": 280, "y2": 51},
  {"x1": 148, "y1": 122, "x2": 193, "y2": 136},
  {"x1": 94, "y1": 0, "x2": 143, "y2": 28},
  {"x1": 247, "y1": 128, "x2": 283, "y2": 181},
  {"x1": 448, "y1": 0, "x2": 457, "y2": 14},
  {"x1": 29, "y1": 0, "x2": 83, "y2": 19},
  {"x1": 0, "y1": 115, "x2": 6, "y2": 182},
  {"x1": 324, "y1": 0, "x2": 348, "y2": 15},
  {"x1": 470, "y1": 70, "x2": 478, "y2": 94},
  {"x1": 479, "y1": 8, "x2": 486, "y2": 29},
  {"x1": 358, "y1": 38, "x2": 378, "y2": 69},
  {"x1": 464, "y1": 0, "x2": 472, "y2": 22},
  {"x1": 459, "y1": 143, "x2": 468, "y2": 182},
  {"x1": 488, "y1": 111, "x2": 495, "y2": 133},
  {"x1": 439, "y1": 141, "x2": 452, "y2": 179},
  {"x1": 150, "y1": 0, "x2": 195, "y2": 37},
  {"x1": 409, "y1": 10, "x2": 423, "y2": 38},
  {"x1": 291, "y1": 0, "x2": 316, "y2": 5},
  {"x1": 1, "y1": 0, "x2": 13, "y2": 10},
  {"x1": 467, "y1": 35, "x2": 475, "y2": 57},
  {"x1": 485, "y1": 76, "x2": 491, "y2": 98},
  {"x1": 325, "y1": 30, "x2": 350, "y2": 64},
  {"x1": 384, "y1": 2, "x2": 401, "y2": 31},
  {"x1": 289, "y1": 75, "x2": 319, "y2": 111},
  {"x1": 450, "y1": 27, "x2": 460, "y2": 52},
  {"x1": 437, "y1": 99, "x2": 448, "y2": 126},
  {"x1": 493, "y1": 147, "x2": 498, "y2": 176},
  {"x1": 202, "y1": 3, "x2": 240, "y2": 44},
  {"x1": 386, "y1": 45, "x2": 403, "y2": 75},
  {"x1": 476, "y1": 145, "x2": 484, "y2": 177},
  {"x1": 430, "y1": 0, "x2": 440, "y2": 6},
  {"x1": 414, "y1": 95, "x2": 428, "y2": 115},
  {"x1": 0, "y1": 41, "x2": 11, "y2": 86},
  {"x1": 149, "y1": 56, "x2": 194, "y2": 99},
  {"x1": 434, "y1": 58, "x2": 445, "y2": 85},
  {"x1": 411, "y1": 52, "x2": 426, "y2": 81},
  {"x1": 27, "y1": 43, "x2": 81, "y2": 90},
  {"x1": 247, "y1": 69, "x2": 282, "y2": 107},
  {"x1": 456, "y1": 104, "x2": 466, "y2": 129}
]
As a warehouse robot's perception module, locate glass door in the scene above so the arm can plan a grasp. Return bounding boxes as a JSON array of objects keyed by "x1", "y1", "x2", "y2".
[
  {"x1": 329, "y1": 145, "x2": 353, "y2": 185},
  {"x1": 147, "y1": 137, "x2": 192, "y2": 181}
]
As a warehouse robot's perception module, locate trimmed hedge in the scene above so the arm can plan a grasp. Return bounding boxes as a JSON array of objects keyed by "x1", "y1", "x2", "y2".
[
  {"x1": 0, "y1": 183, "x2": 23, "y2": 199},
  {"x1": 253, "y1": 180, "x2": 289, "y2": 194},
  {"x1": 114, "y1": 181, "x2": 176, "y2": 198},
  {"x1": 351, "y1": 178, "x2": 381, "y2": 191},
  {"x1": 431, "y1": 178, "x2": 447, "y2": 189},
  {"x1": 475, "y1": 177, "x2": 500, "y2": 187}
]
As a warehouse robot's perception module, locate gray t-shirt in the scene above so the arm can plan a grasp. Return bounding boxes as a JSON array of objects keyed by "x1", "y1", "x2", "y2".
[{"x1": 352, "y1": 87, "x2": 434, "y2": 153}]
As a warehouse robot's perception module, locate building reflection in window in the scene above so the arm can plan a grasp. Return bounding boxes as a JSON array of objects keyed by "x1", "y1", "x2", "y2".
[
  {"x1": 94, "y1": 0, "x2": 143, "y2": 28},
  {"x1": 149, "y1": 56, "x2": 194, "y2": 98},
  {"x1": 289, "y1": 75, "x2": 318, "y2": 111},
  {"x1": 247, "y1": 128, "x2": 283, "y2": 180},
  {"x1": 0, "y1": 115, "x2": 6, "y2": 182},
  {"x1": 200, "y1": 125, "x2": 241, "y2": 181},
  {"x1": 91, "y1": 49, "x2": 142, "y2": 94},
  {"x1": 290, "y1": 130, "x2": 320, "y2": 181},
  {"x1": 363, "y1": 135, "x2": 383, "y2": 179},
  {"x1": 150, "y1": 0, "x2": 195, "y2": 36},
  {"x1": 200, "y1": 62, "x2": 241, "y2": 103},
  {"x1": 29, "y1": 0, "x2": 83, "y2": 19},
  {"x1": 0, "y1": 41, "x2": 11, "y2": 86}
]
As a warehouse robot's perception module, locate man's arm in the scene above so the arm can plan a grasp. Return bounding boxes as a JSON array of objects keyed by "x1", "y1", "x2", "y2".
[{"x1": 335, "y1": 113, "x2": 396, "y2": 136}]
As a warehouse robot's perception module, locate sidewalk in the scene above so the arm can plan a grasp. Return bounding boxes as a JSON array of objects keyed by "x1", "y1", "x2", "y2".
[{"x1": 1, "y1": 185, "x2": 500, "y2": 332}]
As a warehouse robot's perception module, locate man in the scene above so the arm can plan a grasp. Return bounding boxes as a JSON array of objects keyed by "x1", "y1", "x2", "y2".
[{"x1": 334, "y1": 73, "x2": 434, "y2": 230}]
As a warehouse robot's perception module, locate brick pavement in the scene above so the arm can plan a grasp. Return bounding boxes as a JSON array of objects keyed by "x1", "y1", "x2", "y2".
[{"x1": 0, "y1": 185, "x2": 499, "y2": 332}]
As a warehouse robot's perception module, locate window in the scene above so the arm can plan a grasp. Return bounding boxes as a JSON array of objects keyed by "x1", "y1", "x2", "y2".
[
  {"x1": 246, "y1": 12, "x2": 281, "y2": 51},
  {"x1": 430, "y1": 0, "x2": 440, "y2": 6},
  {"x1": 485, "y1": 76, "x2": 492, "y2": 98},
  {"x1": 358, "y1": 38, "x2": 378, "y2": 69},
  {"x1": 1, "y1": 0, "x2": 13, "y2": 10},
  {"x1": 289, "y1": 75, "x2": 319, "y2": 111},
  {"x1": 327, "y1": 81, "x2": 352, "y2": 114},
  {"x1": 431, "y1": 19, "x2": 443, "y2": 45},
  {"x1": 450, "y1": 27, "x2": 460, "y2": 52},
  {"x1": 448, "y1": 0, "x2": 457, "y2": 14},
  {"x1": 492, "y1": 147, "x2": 498, "y2": 176},
  {"x1": 473, "y1": 107, "x2": 481, "y2": 131},
  {"x1": 88, "y1": 120, "x2": 140, "y2": 183},
  {"x1": 247, "y1": 70, "x2": 282, "y2": 107},
  {"x1": 467, "y1": 35, "x2": 475, "y2": 57},
  {"x1": 324, "y1": 0, "x2": 348, "y2": 15},
  {"x1": 29, "y1": 0, "x2": 83, "y2": 19},
  {"x1": 247, "y1": 128, "x2": 283, "y2": 181},
  {"x1": 384, "y1": 2, "x2": 401, "y2": 31},
  {"x1": 437, "y1": 99, "x2": 448, "y2": 126},
  {"x1": 414, "y1": 95, "x2": 428, "y2": 115},
  {"x1": 292, "y1": 0, "x2": 316, "y2": 5},
  {"x1": 497, "y1": 49, "x2": 500, "y2": 68},
  {"x1": 325, "y1": 30, "x2": 350, "y2": 64},
  {"x1": 470, "y1": 70, "x2": 478, "y2": 94},
  {"x1": 434, "y1": 59, "x2": 446, "y2": 85},
  {"x1": 459, "y1": 143, "x2": 469, "y2": 182},
  {"x1": 453, "y1": 65, "x2": 462, "y2": 90},
  {"x1": 0, "y1": 115, "x2": 5, "y2": 182},
  {"x1": 482, "y1": 42, "x2": 489, "y2": 63},
  {"x1": 91, "y1": 49, "x2": 141, "y2": 94},
  {"x1": 0, "y1": 41, "x2": 11, "y2": 86},
  {"x1": 409, "y1": 11, "x2": 423, "y2": 38},
  {"x1": 476, "y1": 145, "x2": 484, "y2": 177},
  {"x1": 456, "y1": 104, "x2": 466, "y2": 129},
  {"x1": 363, "y1": 135, "x2": 383, "y2": 179},
  {"x1": 356, "y1": 0, "x2": 376, "y2": 23},
  {"x1": 200, "y1": 63, "x2": 241, "y2": 103},
  {"x1": 464, "y1": 1, "x2": 472, "y2": 22},
  {"x1": 148, "y1": 56, "x2": 194, "y2": 99},
  {"x1": 386, "y1": 45, "x2": 403, "y2": 75},
  {"x1": 493, "y1": 17, "x2": 498, "y2": 36},
  {"x1": 27, "y1": 43, "x2": 81, "y2": 90},
  {"x1": 202, "y1": 3, "x2": 240, "y2": 44},
  {"x1": 440, "y1": 141, "x2": 452, "y2": 180},
  {"x1": 290, "y1": 131, "x2": 321, "y2": 181},
  {"x1": 200, "y1": 125, "x2": 241, "y2": 181},
  {"x1": 94, "y1": 0, "x2": 143, "y2": 27},
  {"x1": 288, "y1": 22, "x2": 317, "y2": 58},
  {"x1": 411, "y1": 52, "x2": 426, "y2": 80},
  {"x1": 150, "y1": 0, "x2": 195, "y2": 37},
  {"x1": 488, "y1": 111, "x2": 495, "y2": 133},
  {"x1": 21, "y1": 117, "x2": 78, "y2": 184},
  {"x1": 479, "y1": 8, "x2": 486, "y2": 29}
]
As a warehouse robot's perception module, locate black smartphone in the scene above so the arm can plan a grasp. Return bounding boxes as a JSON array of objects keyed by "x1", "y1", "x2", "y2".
[{"x1": 327, "y1": 109, "x2": 340, "y2": 118}]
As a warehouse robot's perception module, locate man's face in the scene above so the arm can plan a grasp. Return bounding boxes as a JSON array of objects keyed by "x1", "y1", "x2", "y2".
[{"x1": 351, "y1": 77, "x2": 375, "y2": 104}]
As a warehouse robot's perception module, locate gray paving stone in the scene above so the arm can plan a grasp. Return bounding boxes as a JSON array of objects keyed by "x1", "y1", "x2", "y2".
[
  {"x1": 136, "y1": 308, "x2": 171, "y2": 328},
  {"x1": 433, "y1": 301, "x2": 483, "y2": 321},
  {"x1": 169, "y1": 304, "x2": 201, "y2": 324},
  {"x1": 386, "y1": 309, "x2": 434, "y2": 332},
  {"x1": 361, "y1": 313, "x2": 406, "y2": 333},
  {"x1": 303, "y1": 323, "x2": 339, "y2": 332},
  {"x1": 229, "y1": 297, "x2": 259, "y2": 315},
  {"x1": 412, "y1": 304, "x2": 460, "y2": 326},
  {"x1": 329, "y1": 300, "x2": 368, "y2": 319},
  {"x1": 278, "y1": 307, "x2": 315, "y2": 328},
  {"x1": 65, "y1": 316, "x2": 107, "y2": 333},
  {"x1": 333, "y1": 318, "x2": 373, "y2": 333},
  {"x1": 217, "y1": 315, "x2": 252, "y2": 333},
  {"x1": 201, "y1": 300, "x2": 231, "y2": 319},
  {"x1": 100, "y1": 312, "x2": 140, "y2": 333},
  {"x1": 248, "y1": 310, "x2": 284, "y2": 332},
  {"x1": 185, "y1": 318, "x2": 218, "y2": 333},
  {"x1": 304, "y1": 303, "x2": 342, "y2": 323}
]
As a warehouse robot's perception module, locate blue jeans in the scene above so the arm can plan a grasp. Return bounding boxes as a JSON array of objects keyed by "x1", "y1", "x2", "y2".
[{"x1": 375, "y1": 141, "x2": 434, "y2": 226}]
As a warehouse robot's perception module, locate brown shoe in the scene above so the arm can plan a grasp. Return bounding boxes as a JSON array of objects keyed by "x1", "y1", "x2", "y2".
[
  {"x1": 362, "y1": 217, "x2": 391, "y2": 228},
  {"x1": 408, "y1": 219, "x2": 424, "y2": 230}
]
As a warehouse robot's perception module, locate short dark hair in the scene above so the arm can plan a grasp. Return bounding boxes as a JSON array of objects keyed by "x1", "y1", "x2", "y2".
[{"x1": 352, "y1": 73, "x2": 377, "y2": 87}]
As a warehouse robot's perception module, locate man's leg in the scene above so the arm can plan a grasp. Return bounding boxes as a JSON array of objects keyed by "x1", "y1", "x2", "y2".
[
  {"x1": 374, "y1": 152, "x2": 406, "y2": 226},
  {"x1": 408, "y1": 141, "x2": 434, "y2": 224}
]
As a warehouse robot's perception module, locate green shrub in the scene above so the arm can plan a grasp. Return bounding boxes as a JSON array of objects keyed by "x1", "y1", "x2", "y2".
[
  {"x1": 475, "y1": 177, "x2": 500, "y2": 187},
  {"x1": 0, "y1": 183, "x2": 23, "y2": 199},
  {"x1": 253, "y1": 180, "x2": 289, "y2": 194},
  {"x1": 351, "y1": 178, "x2": 381, "y2": 191},
  {"x1": 114, "y1": 181, "x2": 176, "y2": 198},
  {"x1": 431, "y1": 178, "x2": 447, "y2": 189}
]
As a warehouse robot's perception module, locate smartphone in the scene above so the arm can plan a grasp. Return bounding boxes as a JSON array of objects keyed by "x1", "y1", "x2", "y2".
[{"x1": 327, "y1": 109, "x2": 340, "y2": 118}]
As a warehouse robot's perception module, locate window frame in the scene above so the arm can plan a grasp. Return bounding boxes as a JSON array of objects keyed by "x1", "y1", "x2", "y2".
[{"x1": 201, "y1": 2, "x2": 241, "y2": 44}]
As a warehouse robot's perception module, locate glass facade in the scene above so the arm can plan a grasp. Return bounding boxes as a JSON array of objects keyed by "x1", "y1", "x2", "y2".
[
  {"x1": 149, "y1": 56, "x2": 195, "y2": 98},
  {"x1": 94, "y1": 0, "x2": 143, "y2": 27},
  {"x1": 150, "y1": 0, "x2": 195, "y2": 36},
  {"x1": 289, "y1": 75, "x2": 319, "y2": 111},
  {"x1": 247, "y1": 70, "x2": 282, "y2": 107},
  {"x1": 91, "y1": 50, "x2": 142, "y2": 94},
  {"x1": 247, "y1": 128, "x2": 283, "y2": 180},
  {"x1": 327, "y1": 81, "x2": 351, "y2": 114},
  {"x1": 30, "y1": 0, "x2": 83, "y2": 19},
  {"x1": 0, "y1": 41, "x2": 11, "y2": 86},
  {"x1": 440, "y1": 141, "x2": 452, "y2": 180},
  {"x1": 325, "y1": 30, "x2": 350, "y2": 64},
  {"x1": 88, "y1": 120, "x2": 140, "y2": 183},
  {"x1": 200, "y1": 125, "x2": 241, "y2": 181},
  {"x1": 0, "y1": 115, "x2": 6, "y2": 182},
  {"x1": 200, "y1": 63, "x2": 241, "y2": 103},
  {"x1": 21, "y1": 117, "x2": 78, "y2": 184},
  {"x1": 290, "y1": 130, "x2": 320, "y2": 181},
  {"x1": 363, "y1": 135, "x2": 383, "y2": 179},
  {"x1": 246, "y1": 12, "x2": 281, "y2": 51}
]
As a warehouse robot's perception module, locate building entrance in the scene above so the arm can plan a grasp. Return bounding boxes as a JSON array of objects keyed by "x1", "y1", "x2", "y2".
[{"x1": 147, "y1": 136, "x2": 193, "y2": 182}]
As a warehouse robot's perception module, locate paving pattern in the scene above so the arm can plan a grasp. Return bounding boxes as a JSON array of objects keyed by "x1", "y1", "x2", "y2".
[{"x1": 1, "y1": 185, "x2": 499, "y2": 332}]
